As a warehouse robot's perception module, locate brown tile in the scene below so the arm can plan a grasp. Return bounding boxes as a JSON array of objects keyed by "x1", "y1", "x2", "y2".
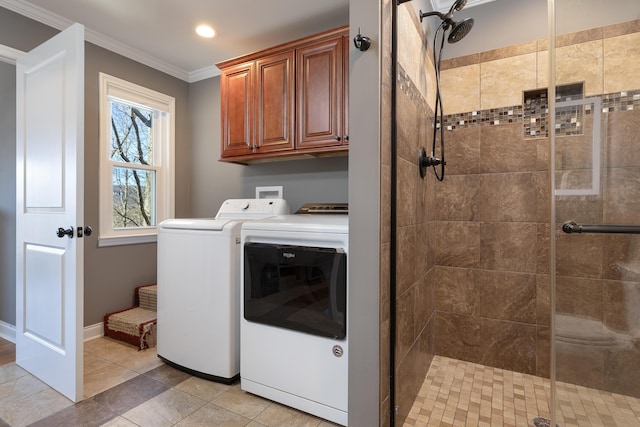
[
  {"x1": 381, "y1": 164, "x2": 391, "y2": 244},
  {"x1": 536, "y1": 274, "x2": 551, "y2": 327},
  {"x1": 475, "y1": 270, "x2": 537, "y2": 323},
  {"x1": 535, "y1": 172, "x2": 551, "y2": 224},
  {"x1": 380, "y1": 242, "x2": 390, "y2": 323},
  {"x1": 555, "y1": 276, "x2": 603, "y2": 320},
  {"x1": 555, "y1": 230, "x2": 603, "y2": 278},
  {"x1": 478, "y1": 173, "x2": 537, "y2": 222},
  {"x1": 556, "y1": 339, "x2": 604, "y2": 390},
  {"x1": 29, "y1": 398, "x2": 117, "y2": 427},
  {"x1": 536, "y1": 137, "x2": 549, "y2": 171},
  {"x1": 396, "y1": 285, "x2": 416, "y2": 364},
  {"x1": 604, "y1": 168, "x2": 640, "y2": 223},
  {"x1": 479, "y1": 124, "x2": 537, "y2": 173},
  {"x1": 397, "y1": 88, "x2": 421, "y2": 163},
  {"x1": 603, "y1": 18, "x2": 640, "y2": 38},
  {"x1": 143, "y1": 364, "x2": 192, "y2": 387},
  {"x1": 397, "y1": 157, "x2": 417, "y2": 227},
  {"x1": 603, "y1": 279, "x2": 640, "y2": 332},
  {"x1": 601, "y1": 235, "x2": 640, "y2": 281},
  {"x1": 606, "y1": 109, "x2": 640, "y2": 168},
  {"x1": 93, "y1": 373, "x2": 169, "y2": 414},
  {"x1": 394, "y1": 342, "x2": 418, "y2": 425},
  {"x1": 414, "y1": 270, "x2": 435, "y2": 333},
  {"x1": 434, "y1": 174, "x2": 479, "y2": 221},
  {"x1": 379, "y1": 318, "x2": 390, "y2": 405},
  {"x1": 444, "y1": 126, "x2": 481, "y2": 175},
  {"x1": 415, "y1": 222, "x2": 434, "y2": 274},
  {"x1": 478, "y1": 41, "x2": 538, "y2": 63},
  {"x1": 434, "y1": 221, "x2": 480, "y2": 268},
  {"x1": 480, "y1": 222, "x2": 537, "y2": 273},
  {"x1": 536, "y1": 326, "x2": 550, "y2": 378},
  {"x1": 441, "y1": 52, "x2": 481, "y2": 70},
  {"x1": 557, "y1": 27, "x2": 603, "y2": 48},
  {"x1": 397, "y1": 225, "x2": 418, "y2": 295},
  {"x1": 604, "y1": 347, "x2": 640, "y2": 398},
  {"x1": 537, "y1": 223, "x2": 550, "y2": 275},
  {"x1": 434, "y1": 266, "x2": 476, "y2": 316}
]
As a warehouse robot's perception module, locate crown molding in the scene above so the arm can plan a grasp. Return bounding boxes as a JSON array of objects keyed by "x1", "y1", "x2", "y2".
[
  {"x1": 0, "y1": 0, "x2": 195, "y2": 82},
  {"x1": 188, "y1": 65, "x2": 220, "y2": 83},
  {"x1": 0, "y1": 44, "x2": 24, "y2": 64}
]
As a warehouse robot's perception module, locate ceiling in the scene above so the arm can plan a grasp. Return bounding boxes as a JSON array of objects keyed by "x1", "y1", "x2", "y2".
[{"x1": 0, "y1": 0, "x2": 349, "y2": 82}]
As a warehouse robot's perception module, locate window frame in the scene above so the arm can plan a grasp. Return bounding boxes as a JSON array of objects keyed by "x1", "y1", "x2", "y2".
[{"x1": 98, "y1": 73, "x2": 175, "y2": 246}]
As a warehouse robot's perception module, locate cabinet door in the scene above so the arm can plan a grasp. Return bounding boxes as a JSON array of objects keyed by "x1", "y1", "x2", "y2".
[
  {"x1": 220, "y1": 61, "x2": 254, "y2": 157},
  {"x1": 255, "y1": 51, "x2": 295, "y2": 153},
  {"x1": 296, "y1": 37, "x2": 343, "y2": 149},
  {"x1": 342, "y1": 35, "x2": 349, "y2": 146}
]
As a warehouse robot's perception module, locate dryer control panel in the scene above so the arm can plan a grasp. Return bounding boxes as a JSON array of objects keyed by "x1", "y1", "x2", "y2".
[{"x1": 215, "y1": 199, "x2": 290, "y2": 219}]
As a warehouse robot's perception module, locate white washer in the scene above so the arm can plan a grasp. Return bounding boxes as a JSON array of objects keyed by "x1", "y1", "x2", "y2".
[
  {"x1": 240, "y1": 213, "x2": 348, "y2": 425},
  {"x1": 157, "y1": 199, "x2": 289, "y2": 383}
]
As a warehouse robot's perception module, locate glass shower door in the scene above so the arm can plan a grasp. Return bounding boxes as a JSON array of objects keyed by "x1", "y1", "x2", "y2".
[{"x1": 553, "y1": 1, "x2": 640, "y2": 425}]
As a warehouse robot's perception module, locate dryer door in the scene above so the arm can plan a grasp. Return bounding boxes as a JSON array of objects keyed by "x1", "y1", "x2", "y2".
[{"x1": 243, "y1": 242, "x2": 347, "y2": 339}]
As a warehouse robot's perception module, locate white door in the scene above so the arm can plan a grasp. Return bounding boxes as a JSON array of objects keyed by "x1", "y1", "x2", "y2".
[{"x1": 16, "y1": 23, "x2": 85, "y2": 402}]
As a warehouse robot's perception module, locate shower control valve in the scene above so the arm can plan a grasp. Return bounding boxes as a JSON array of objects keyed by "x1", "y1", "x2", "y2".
[{"x1": 418, "y1": 147, "x2": 445, "y2": 179}]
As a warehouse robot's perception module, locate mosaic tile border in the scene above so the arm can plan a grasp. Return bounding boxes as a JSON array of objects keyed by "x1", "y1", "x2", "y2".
[
  {"x1": 397, "y1": 62, "x2": 640, "y2": 140},
  {"x1": 436, "y1": 88, "x2": 640, "y2": 138}
]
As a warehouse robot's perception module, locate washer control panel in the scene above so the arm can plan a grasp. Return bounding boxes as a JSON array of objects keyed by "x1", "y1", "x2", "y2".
[{"x1": 215, "y1": 199, "x2": 290, "y2": 219}]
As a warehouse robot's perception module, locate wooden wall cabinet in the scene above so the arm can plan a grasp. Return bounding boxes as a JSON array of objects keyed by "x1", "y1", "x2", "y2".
[{"x1": 217, "y1": 26, "x2": 349, "y2": 164}]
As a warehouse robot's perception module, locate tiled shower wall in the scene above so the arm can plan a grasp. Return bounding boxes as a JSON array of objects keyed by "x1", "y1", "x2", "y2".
[
  {"x1": 389, "y1": 4, "x2": 439, "y2": 425},
  {"x1": 436, "y1": 18, "x2": 640, "y2": 395},
  {"x1": 387, "y1": 7, "x2": 640, "y2": 424}
]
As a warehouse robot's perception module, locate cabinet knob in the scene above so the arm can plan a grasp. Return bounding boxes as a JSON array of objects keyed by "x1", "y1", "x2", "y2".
[
  {"x1": 344, "y1": 135, "x2": 349, "y2": 141},
  {"x1": 334, "y1": 136, "x2": 341, "y2": 141}
]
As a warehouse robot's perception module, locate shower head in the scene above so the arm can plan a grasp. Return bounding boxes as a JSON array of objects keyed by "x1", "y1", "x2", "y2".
[
  {"x1": 447, "y1": 17, "x2": 474, "y2": 43},
  {"x1": 450, "y1": 0, "x2": 468, "y2": 13}
]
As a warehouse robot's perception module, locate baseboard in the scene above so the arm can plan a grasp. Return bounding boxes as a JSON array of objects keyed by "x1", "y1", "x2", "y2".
[
  {"x1": 0, "y1": 320, "x2": 15, "y2": 343},
  {"x1": 84, "y1": 322, "x2": 104, "y2": 341},
  {"x1": 0, "y1": 321, "x2": 103, "y2": 344}
]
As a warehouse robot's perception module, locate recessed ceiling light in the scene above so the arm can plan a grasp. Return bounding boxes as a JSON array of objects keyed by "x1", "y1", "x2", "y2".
[{"x1": 196, "y1": 25, "x2": 215, "y2": 38}]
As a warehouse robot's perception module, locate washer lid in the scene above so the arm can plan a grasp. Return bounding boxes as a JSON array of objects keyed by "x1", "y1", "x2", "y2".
[{"x1": 158, "y1": 218, "x2": 234, "y2": 231}]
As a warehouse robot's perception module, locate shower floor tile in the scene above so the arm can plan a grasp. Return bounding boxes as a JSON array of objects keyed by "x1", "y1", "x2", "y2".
[{"x1": 404, "y1": 355, "x2": 640, "y2": 427}]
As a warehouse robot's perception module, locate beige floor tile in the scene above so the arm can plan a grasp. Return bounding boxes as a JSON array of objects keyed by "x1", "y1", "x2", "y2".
[
  {"x1": 175, "y1": 376, "x2": 230, "y2": 401},
  {"x1": 0, "y1": 373, "x2": 49, "y2": 406},
  {"x1": 0, "y1": 363, "x2": 28, "y2": 385},
  {"x1": 121, "y1": 387, "x2": 206, "y2": 427},
  {"x1": 83, "y1": 362, "x2": 139, "y2": 398},
  {"x1": 253, "y1": 402, "x2": 322, "y2": 427},
  {"x1": 213, "y1": 387, "x2": 272, "y2": 419},
  {"x1": 0, "y1": 387, "x2": 73, "y2": 427},
  {"x1": 85, "y1": 351, "x2": 113, "y2": 374},
  {"x1": 175, "y1": 402, "x2": 252, "y2": 426},
  {"x1": 115, "y1": 347, "x2": 163, "y2": 374},
  {"x1": 100, "y1": 416, "x2": 139, "y2": 426}
]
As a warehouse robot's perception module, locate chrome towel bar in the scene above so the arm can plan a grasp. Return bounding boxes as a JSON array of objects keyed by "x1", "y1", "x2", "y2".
[{"x1": 562, "y1": 221, "x2": 640, "y2": 234}]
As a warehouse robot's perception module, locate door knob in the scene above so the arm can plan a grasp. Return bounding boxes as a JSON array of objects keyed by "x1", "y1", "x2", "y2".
[
  {"x1": 57, "y1": 227, "x2": 74, "y2": 238},
  {"x1": 77, "y1": 226, "x2": 93, "y2": 238}
]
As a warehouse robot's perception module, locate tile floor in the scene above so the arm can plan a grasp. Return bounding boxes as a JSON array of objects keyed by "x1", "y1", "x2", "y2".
[
  {"x1": 403, "y1": 355, "x2": 640, "y2": 427},
  {"x1": 0, "y1": 337, "x2": 339, "y2": 427}
]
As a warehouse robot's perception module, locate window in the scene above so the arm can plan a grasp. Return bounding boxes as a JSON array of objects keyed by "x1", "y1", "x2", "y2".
[{"x1": 99, "y1": 73, "x2": 175, "y2": 246}]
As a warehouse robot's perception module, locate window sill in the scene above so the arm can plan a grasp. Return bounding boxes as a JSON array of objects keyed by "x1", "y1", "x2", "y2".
[{"x1": 98, "y1": 234, "x2": 157, "y2": 247}]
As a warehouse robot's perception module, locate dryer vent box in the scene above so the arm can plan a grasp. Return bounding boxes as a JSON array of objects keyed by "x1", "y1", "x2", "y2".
[{"x1": 256, "y1": 186, "x2": 283, "y2": 199}]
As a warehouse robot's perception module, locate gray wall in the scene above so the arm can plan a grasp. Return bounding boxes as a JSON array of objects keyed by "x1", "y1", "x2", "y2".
[
  {"x1": 0, "y1": 61, "x2": 15, "y2": 327},
  {"x1": 0, "y1": 7, "x2": 191, "y2": 327},
  {"x1": 443, "y1": 0, "x2": 640, "y2": 60},
  {"x1": 347, "y1": 0, "x2": 381, "y2": 424},
  {"x1": 188, "y1": 76, "x2": 348, "y2": 217},
  {"x1": 0, "y1": 8, "x2": 57, "y2": 329},
  {"x1": 83, "y1": 43, "x2": 190, "y2": 325}
]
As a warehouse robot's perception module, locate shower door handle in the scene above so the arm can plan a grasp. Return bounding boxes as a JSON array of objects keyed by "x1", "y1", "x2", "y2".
[{"x1": 562, "y1": 221, "x2": 640, "y2": 234}]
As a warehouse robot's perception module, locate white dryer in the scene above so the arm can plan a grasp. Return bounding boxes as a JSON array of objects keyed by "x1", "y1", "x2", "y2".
[
  {"x1": 157, "y1": 198, "x2": 289, "y2": 383},
  {"x1": 240, "y1": 208, "x2": 349, "y2": 425}
]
